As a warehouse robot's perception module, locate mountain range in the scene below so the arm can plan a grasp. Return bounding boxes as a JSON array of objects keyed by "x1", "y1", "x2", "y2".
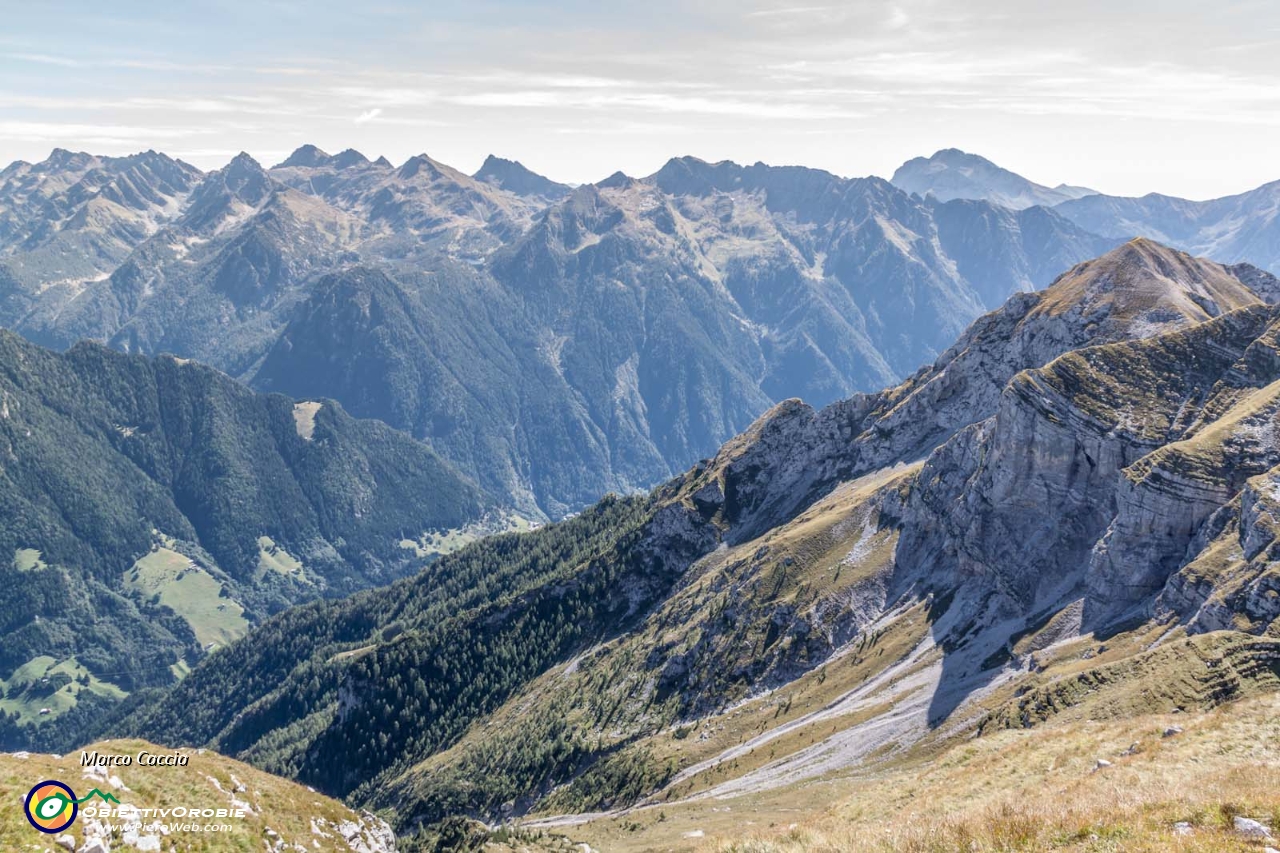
[
  {"x1": 5, "y1": 146, "x2": 1279, "y2": 520},
  {"x1": 0, "y1": 145, "x2": 1119, "y2": 517},
  {"x1": 117, "y1": 239, "x2": 1280, "y2": 847}
]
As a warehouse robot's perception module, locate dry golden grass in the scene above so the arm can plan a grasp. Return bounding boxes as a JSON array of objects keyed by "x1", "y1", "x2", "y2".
[{"x1": 704, "y1": 692, "x2": 1280, "y2": 853}]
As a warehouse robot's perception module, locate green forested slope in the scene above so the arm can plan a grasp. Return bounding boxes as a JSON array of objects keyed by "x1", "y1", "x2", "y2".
[
  {"x1": 0, "y1": 330, "x2": 484, "y2": 748},
  {"x1": 125, "y1": 494, "x2": 694, "y2": 824}
]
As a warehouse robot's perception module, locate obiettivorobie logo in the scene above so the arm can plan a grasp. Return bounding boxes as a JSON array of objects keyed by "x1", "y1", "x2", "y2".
[{"x1": 24, "y1": 780, "x2": 120, "y2": 834}]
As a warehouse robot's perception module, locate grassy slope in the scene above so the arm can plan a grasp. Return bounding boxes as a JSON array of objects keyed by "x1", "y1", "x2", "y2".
[
  {"x1": 532, "y1": 692, "x2": 1280, "y2": 853},
  {"x1": 0, "y1": 656, "x2": 125, "y2": 725},
  {"x1": 124, "y1": 548, "x2": 249, "y2": 649},
  {"x1": 704, "y1": 692, "x2": 1280, "y2": 853},
  {"x1": 0, "y1": 328, "x2": 487, "y2": 748},
  {"x1": 375, "y1": 465, "x2": 922, "y2": 823}
]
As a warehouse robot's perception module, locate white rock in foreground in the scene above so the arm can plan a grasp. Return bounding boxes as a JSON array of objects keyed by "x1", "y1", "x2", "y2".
[{"x1": 1235, "y1": 816, "x2": 1273, "y2": 839}]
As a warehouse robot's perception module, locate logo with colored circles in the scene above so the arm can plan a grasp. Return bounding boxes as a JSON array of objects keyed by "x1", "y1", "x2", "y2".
[
  {"x1": 23, "y1": 781, "x2": 119, "y2": 834},
  {"x1": 24, "y1": 780, "x2": 78, "y2": 834}
]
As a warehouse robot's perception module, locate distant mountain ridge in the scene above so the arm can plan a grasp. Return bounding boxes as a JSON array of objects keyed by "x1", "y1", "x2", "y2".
[
  {"x1": 892, "y1": 148, "x2": 1096, "y2": 209},
  {"x1": 2, "y1": 145, "x2": 1279, "y2": 517},
  {"x1": 893, "y1": 148, "x2": 1280, "y2": 277},
  {"x1": 473, "y1": 154, "x2": 572, "y2": 200},
  {"x1": 1052, "y1": 179, "x2": 1280, "y2": 275},
  {"x1": 0, "y1": 145, "x2": 1120, "y2": 517},
  {"x1": 255, "y1": 153, "x2": 1114, "y2": 513}
]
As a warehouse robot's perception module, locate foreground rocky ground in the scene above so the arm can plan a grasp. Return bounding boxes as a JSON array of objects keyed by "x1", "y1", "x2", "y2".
[{"x1": 0, "y1": 740, "x2": 396, "y2": 852}]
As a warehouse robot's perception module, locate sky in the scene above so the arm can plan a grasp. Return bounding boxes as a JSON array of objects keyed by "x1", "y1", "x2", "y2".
[{"x1": 1, "y1": 0, "x2": 1277, "y2": 199}]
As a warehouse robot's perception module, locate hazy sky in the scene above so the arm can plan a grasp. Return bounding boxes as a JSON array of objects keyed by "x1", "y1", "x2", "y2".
[{"x1": 2, "y1": 0, "x2": 1277, "y2": 199}]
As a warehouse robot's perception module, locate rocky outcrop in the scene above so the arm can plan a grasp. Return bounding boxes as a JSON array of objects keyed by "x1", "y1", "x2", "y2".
[
  {"x1": 1158, "y1": 466, "x2": 1280, "y2": 633},
  {"x1": 690, "y1": 243, "x2": 1280, "y2": 640},
  {"x1": 694, "y1": 240, "x2": 1269, "y2": 549}
]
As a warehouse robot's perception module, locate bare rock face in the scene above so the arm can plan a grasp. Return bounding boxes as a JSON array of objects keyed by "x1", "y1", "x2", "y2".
[
  {"x1": 1090, "y1": 392, "x2": 1280, "y2": 610},
  {"x1": 1158, "y1": 466, "x2": 1280, "y2": 632},
  {"x1": 899, "y1": 373, "x2": 1135, "y2": 609},
  {"x1": 692, "y1": 240, "x2": 1268, "y2": 551},
  {"x1": 694, "y1": 242, "x2": 1280, "y2": 645}
]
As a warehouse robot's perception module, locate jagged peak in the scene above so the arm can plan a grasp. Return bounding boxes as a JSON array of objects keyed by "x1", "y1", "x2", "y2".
[
  {"x1": 595, "y1": 170, "x2": 636, "y2": 189},
  {"x1": 226, "y1": 151, "x2": 265, "y2": 171},
  {"x1": 0, "y1": 158, "x2": 32, "y2": 176},
  {"x1": 660, "y1": 154, "x2": 716, "y2": 171},
  {"x1": 476, "y1": 153, "x2": 515, "y2": 173},
  {"x1": 43, "y1": 147, "x2": 95, "y2": 169},
  {"x1": 275, "y1": 144, "x2": 332, "y2": 169},
  {"x1": 221, "y1": 152, "x2": 270, "y2": 193},
  {"x1": 331, "y1": 148, "x2": 369, "y2": 169},
  {"x1": 181, "y1": 151, "x2": 272, "y2": 228},
  {"x1": 473, "y1": 154, "x2": 568, "y2": 198},
  {"x1": 396, "y1": 153, "x2": 445, "y2": 180},
  {"x1": 372, "y1": 155, "x2": 392, "y2": 168},
  {"x1": 651, "y1": 155, "x2": 729, "y2": 194},
  {"x1": 650, "y1": 156, "x2": 845, "y2": 203},
  {"x1": 113, "y1": 149, "x2": 203, "y2": 179},
  {"x1": 128, "y1": 148, "x2": 181, "y2": 164}
]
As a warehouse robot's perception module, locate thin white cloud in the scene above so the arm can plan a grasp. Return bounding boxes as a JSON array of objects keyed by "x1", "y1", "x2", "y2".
[
  {"x1": 6, "y1": 51, "x2": 231, "y2": 73},
  {"x1": 1, "y1": 1, "x2": 1278, "y2": 196},
  {"x1": 254, "y1": 66, "x2": 327, "y2": 76},
  {"x1": 125, "y1": 97, "x2": 238, "y2": 114},
  {"x1": 108, "y1": 58, "x2": 232, "y2": 73},
  {"x1": 7, "y1": 52, "x2": 81, "y2": 67},
  {"x1": 746, "y1": 5, "x2": 837, "y2": 17},
  {"x1": 446, "y1": 89, "x2": 864, "y2": 119},
  {"x1": 0, "y1": 120, "x2": 209, "y2": 142},
  {"x1": 332, "y1": 86, "x2": 438, "y2": 106}
]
